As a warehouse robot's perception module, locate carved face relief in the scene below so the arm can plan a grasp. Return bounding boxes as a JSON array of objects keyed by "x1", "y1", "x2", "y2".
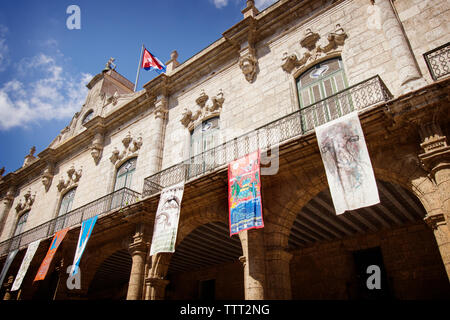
[{"x1": 239, "y1": 55, "x2": 258, "y2": 82}]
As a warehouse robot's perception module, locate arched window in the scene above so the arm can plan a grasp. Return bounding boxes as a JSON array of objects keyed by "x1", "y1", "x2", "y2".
[
  {"x1": 190, "y1": 117, "x2": 220, "y2": 157},
  {"x1": 82, "y1": 110, "x2": 94, "y2": 125},
  {"x1": 58, "y1": 188, "x2": 76, "y2": 217},
  {"x1": 190, "y1": 117, "x2": 220, "y2": 176},
  {"x1": 114, "y1": 158, "x2": 137, "y2": 191},
  {"x1": 14, "y1": 211, "x2": 29, "y2": 237},
  {"x1": 296, "y1": 58, "x2": 349, "y2": 130}
]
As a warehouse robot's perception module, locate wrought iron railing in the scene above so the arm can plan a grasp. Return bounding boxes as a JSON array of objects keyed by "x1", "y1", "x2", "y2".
[
  {"x1": 0, "y1": 187, "x2": 141, "y2": 257},
  {"x1": 143, "y1": 75, "x2": 392, "y2": 197},
  {"x1": 424, "y1": 42, "x2": 450, "y2": 81}
]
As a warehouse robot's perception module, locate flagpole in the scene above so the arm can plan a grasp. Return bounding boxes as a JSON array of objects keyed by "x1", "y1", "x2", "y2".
[{"x1": 134, "y1": 44, "x2": 144, "y2": 92}]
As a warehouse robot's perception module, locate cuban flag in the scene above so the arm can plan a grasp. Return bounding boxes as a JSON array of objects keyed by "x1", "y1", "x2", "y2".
[{"x1": 141, "y1": 48, "x2": 166, "y2": 74}]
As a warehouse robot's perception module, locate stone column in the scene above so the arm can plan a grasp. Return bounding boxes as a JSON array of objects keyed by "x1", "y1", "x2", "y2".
[
  {"x1": 145, "y1": 252, "x2": 172, "y2": 300},
  {"x1": 145, "y1": 278, "x2": 170, "y2": 300},
  {"x1": 148, "y1": 96, "x2": 168, "y2": 176},
  {"x1": 126, "y1": 226, "x2": 148, "y2": 300},
  {"x1": 265, "y1": 248, "x2": 293, "y2": 299},
  {"x1": 419, "y1": 121, "x2": 450, "y2": 280},
  {"x1": 239, "y1": 229, "x2": 266, "y2": 300},
  {"x1": 375, "y1": 0, "x2": 426, "y2": 93}
]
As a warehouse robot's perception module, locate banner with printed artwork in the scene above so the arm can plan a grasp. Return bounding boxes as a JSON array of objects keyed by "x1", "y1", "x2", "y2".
[
  {"x1": 228, "y1": 150, "x2": 264, "y2": 236},
  {"x1": 315, "y1": 111, "x2": 380, "y2": 215},
  {"x1": 70, "y1": 215, "x2": 97, "y2": 276},
  {"x1": 150, "y1": 182, "x2": 184, "y2": 256},
  {"x1": 0, "y1": 249, "x2": 18, "y2": 288},
  {"x1": 11, "y1": 239, "x2": 41, "y2": 291},
  {"x1": 34, "y1": 227, "x2": 69, "y2": 282}
]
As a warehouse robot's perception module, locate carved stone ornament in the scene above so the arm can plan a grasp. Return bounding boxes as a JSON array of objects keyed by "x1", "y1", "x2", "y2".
[
  {"x1": 57, "y1": 164, "x2": 82, "y2": 192},
  {"x1": 180, "y1": 89, "x2": 224, "y2": 130},
  {"x1": 15, "y1": 189, "x2": 36, "y2": 214},
  {"x1": 23, "y1": 146, "x2": 37, "y2": 168},
  {"x1": 90, "y1": 132, "x2": 104, "y2": 165},
  {"x1": 41, "y1": 166, "x2": 54, "y2": 192},
  {"x1": 239, "y1": 52, "x2": 258, "y2": 83},
  {"x1": 109, "y1": 131, "x2": 143, "y2": 164},
  {"x1": 282, "y1": 24, "x2": 348, "y2": 73}
]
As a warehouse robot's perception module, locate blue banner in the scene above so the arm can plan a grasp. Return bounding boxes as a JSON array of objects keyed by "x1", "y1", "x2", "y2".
[{"x1": 70, "y1": 215, "x2": 97, "y2": 276}]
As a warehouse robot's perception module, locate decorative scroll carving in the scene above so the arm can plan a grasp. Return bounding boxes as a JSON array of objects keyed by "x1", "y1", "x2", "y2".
[
  {"x1": 109, "y1": 131, "x2": 143, "y2": 164},
  {"x1": 57, "y1": 164, "x2": 82, "y2": 192},
  {"x1": 418, "y1": 120, "x2": 450, "y2": 178},
  {"x1": 180, "y1": 89, "x2": 224, "y2": 130},
  {"x1": 15, "y1": 190, "x2": 36, "y2": 214},
  {"x1": 282, "y1": 24, "x2": 348, "y2": 73}
]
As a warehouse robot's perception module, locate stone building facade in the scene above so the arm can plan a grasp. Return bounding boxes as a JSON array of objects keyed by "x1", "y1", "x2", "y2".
[{"x1": 0, "y1": 0, "x2": 449, "y2": 300}]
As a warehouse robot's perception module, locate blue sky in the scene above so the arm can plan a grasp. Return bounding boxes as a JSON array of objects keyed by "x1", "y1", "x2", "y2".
[{"x1": 0, "y1": 0, "x2": 277, "y2": 175}]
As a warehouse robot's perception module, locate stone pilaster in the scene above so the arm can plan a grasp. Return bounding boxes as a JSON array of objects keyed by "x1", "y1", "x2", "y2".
[
  {"x1": 144, "y1": 252, "x2": 172, "y2": 300},
  {"x1": 375, "y1": 0, "x2": 426, "y2": 93},
  {"x1": 239, "y1": 229, "x2": 266, "y2": 300},
  {"x1": 2, "y1": 276, "x2": 14, "y2": 300},
  {"x1": 0, "y1": 187, "x2": 15, "y2": 236},
  {"x1": 148, "y1": 96, "x2": 168, "y2": 176},
  {"x1": 424, "y1": 214, "x2": 450, "y2": 279},
  {"x1": 419, "y1": 120, "x2": 450, "y2": 280},
  {"x1": 265, "y1": 248, "x2": 293, "y2": 299},
  {"x1": 145, "y1": 278, "x2": 170, "y2": 300},
  {"x1": 126, "y1": 225, "x2": 149, "y2": 300}
]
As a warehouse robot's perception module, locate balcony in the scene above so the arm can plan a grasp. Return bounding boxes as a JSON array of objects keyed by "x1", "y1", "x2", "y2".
[
  {"x1": 424, "y1": 42, "x2": 450, "y2": 81},
  {"x1": 0, "y1": 187, "x2": 141, "y2": 257},
  {"x1": 143, "y1": 75, "x2": 392, "y2": 197}
]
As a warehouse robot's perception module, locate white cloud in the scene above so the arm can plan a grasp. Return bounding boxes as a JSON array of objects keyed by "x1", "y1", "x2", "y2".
[
  {"x1": 0, "y1": 25, "x2": 10, "y2": 72},
  {"x1": 0, "y1": 53, "x2": 92, "y2": 130},
  {"x1": 213, "y1": 0, "x2": 229, "y2": 8}
]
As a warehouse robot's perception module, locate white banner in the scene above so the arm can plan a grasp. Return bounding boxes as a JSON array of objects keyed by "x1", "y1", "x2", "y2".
[
  {"x1": 0, "y1": 249, "x2": 18, "y2": 288},
  {"x1": 150, "y1": 182, "x2": 185, "y2": 256},
  {"x1": 315, "y1": 111, "x2": 380, "y2": 214},
  {"x1": 11, "y1": 239, "x2": 41, "y2": 291}
]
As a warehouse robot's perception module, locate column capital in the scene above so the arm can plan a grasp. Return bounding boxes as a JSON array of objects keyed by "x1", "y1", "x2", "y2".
[
  {"x1": 147, "y1": 277, "x2": 170, "y2": 288},
  {"x1": 418, "y1": 120, "x2": 450, "y2": 179},
  {"x1": 424, "y1": 213, "x2": 447, "y2": 230},
  {"x1": 239, "y1": 255, "x2": 247, "y2": 268}
]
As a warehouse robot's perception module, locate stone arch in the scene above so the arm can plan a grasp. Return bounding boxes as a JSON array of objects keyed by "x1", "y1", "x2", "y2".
[
  {"x1": 268, "y1": 150, "x2": 436, "y2": 250},
  {"x1": 78, "y1": 238, "x2": 128, "y2": 295},
  {"x1": 175, "y1": 204, "x2": 228, "y2": 247}
]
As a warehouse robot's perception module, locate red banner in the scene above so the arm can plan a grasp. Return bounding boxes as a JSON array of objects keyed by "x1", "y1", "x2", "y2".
[
  {"x1": 228, "y1": 151, "x2": 264, "y2": 236},
  {"x1": 34, "y1": 228, "x2": 69, "y2": 281}
]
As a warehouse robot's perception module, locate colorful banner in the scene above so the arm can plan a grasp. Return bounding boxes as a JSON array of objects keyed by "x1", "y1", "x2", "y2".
[
  {"x1": 34, "y1": 227, "x2": 69, "y2": 281},
  {"x1": 0, "y1": 249, "x2": 18, "y2": 288},
  {"x1": 315, "y1": 111, "x2": 380, "y2": 214},
  {"x1": 150, "y1": 182, "x2": 184, "y2": 256},
  {"x1": 11, "y1": 239, "x2": 41, "y2": 291},
  {"x1": 70, "y1": 216, "x2": 97, "y2": 276},
  {"x1": 228, "y1": 151, "x2": 264, "y2": 236}
]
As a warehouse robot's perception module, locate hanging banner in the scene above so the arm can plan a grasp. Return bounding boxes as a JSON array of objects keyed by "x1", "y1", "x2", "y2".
[
  {"x1": 34, "y1": 227, "x2": 69, "y2": 282},
  {"x1": 11, "y1": 239, "x2": 41, "y2": 291},
  {"x1": 315, "y1": 111, "x2": 380, "y2": 215},
  {"x1": 0, "y1": 249, "x2": 18, "y2": 288},
  {"x1": 150, "y1": 182, "x2": 184, "y2": 256},
  {"x1": 70, "y1": 216, "x2": 97, "y2": 276},
  {"x1": 228, "y1": 150, "x2": 264, "y2": 236}
]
